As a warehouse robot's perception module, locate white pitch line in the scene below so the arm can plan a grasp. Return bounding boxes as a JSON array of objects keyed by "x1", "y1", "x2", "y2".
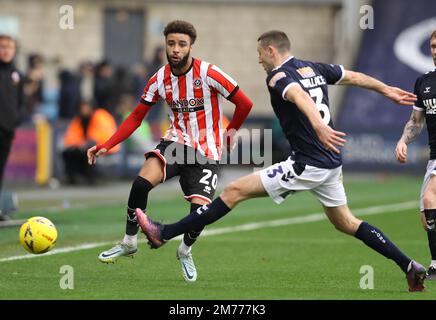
[
  {"x1": 0, "y1": 241, "x2": 114, "y2": 262},
  {"x1": 201, "y1": 200, "x2": 420, "y2": 236},
  {"x1": 0, "y1": 200, "x2": 420, "y2": 263}
]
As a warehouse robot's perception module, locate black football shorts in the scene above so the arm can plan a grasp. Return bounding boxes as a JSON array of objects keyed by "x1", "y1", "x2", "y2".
[{"x1": 145, "y1": 139, "x2": 220, "y2": 203}]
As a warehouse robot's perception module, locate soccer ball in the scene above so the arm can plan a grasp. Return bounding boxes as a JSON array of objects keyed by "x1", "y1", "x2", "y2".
[{"x1": 19, "y1": 217, "x2": 58, "y2": 254}]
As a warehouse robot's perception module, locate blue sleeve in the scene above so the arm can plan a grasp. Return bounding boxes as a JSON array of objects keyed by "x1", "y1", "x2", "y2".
[
  {"x1": 315, "y1": 62, "x2": 345, "y2": 85},
  {"x1": 267, "y1": 70, "x2": 299, "y2": 100},
  {"x1": 413, "y1": 77, "x2": 425, "y2": 110}
]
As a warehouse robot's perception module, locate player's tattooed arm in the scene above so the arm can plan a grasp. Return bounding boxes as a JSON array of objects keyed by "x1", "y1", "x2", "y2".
[
  {"x1": 339, "y1": 70, "x2": 416, "y2": 106},
  {"x1": 400, "y1": 109, "x2": 425, "y2": 145},
  {"x1": 395, "y1": 110, "x2": 424, "y2": 164}
]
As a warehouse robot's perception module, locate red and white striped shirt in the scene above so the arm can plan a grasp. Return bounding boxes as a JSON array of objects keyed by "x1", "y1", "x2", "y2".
[{"x1": 140, "y1": 58, "x2": 238, "y2": 160}]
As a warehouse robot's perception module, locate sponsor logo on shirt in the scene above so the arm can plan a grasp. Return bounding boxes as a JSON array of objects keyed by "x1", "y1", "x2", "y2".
[
  {"x1": 170, "y1": 97, "x2": 205, "y2": 112},
  {"x1": 296, "y1": 66, "x2": 316, "y2": 78},
  {"x1": 424, "y1": 98, "x2": 436, "y2": 114}
]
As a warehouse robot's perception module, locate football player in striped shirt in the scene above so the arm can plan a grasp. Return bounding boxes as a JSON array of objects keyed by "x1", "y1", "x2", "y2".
[
  {"x1": 87, "y1": 20, "x2": 253, "y2": 282},
  {"x1": 136, "y1": 30, "x2": 427, "y2": 292}
]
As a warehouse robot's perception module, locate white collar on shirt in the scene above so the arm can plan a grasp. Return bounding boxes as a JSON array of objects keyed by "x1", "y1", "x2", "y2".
[{"x1": 272, "y1": 56, "x2": 294, "y2": 72}]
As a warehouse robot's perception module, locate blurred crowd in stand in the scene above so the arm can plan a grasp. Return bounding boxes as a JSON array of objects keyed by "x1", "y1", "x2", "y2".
[{"x1": 10, "y1": 45, "x2": 167, "y2": 186}]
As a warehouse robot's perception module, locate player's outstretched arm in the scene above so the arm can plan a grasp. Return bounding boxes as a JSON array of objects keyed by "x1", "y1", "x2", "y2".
[
  {"x1": 395, "y1": 109, "x2": 425, "y2": 164},
  {"x1": 285, "y1": 84, "x2": 346, "y2": 153},
  {"x1": 87, "y1": 103, "x2": 152, "y2": 165},
  {"x1": 339, "y1": 70, "x2": 417, "y2": 106},
  {"x1": 224, "y1": 89, "x2": 253, "y2": 152}
]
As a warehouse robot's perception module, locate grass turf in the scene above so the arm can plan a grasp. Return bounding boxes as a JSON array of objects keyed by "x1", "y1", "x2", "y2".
[{"x1": 0, "y1": 175, "x2": 434, "y2": 300}]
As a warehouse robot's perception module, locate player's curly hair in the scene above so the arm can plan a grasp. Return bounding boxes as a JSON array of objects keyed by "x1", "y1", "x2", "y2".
[
  {"x1": 257, "y1": 30, "x2": 291, "y2": 53},
  {"x1": 431, "y1": 30, "x2": 436, "y2": 41},
  {"x1": 163, "y1": 20, "x2": 197, "y2": 44}
]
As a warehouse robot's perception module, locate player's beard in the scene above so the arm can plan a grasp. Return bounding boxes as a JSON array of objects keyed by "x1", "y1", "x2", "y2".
[
  {"x1": 265, "y1": 64, "x2": 274, "y2": 74},
  {"x1": 261, "y1": 60, "x2": 274, "y2": 74},
  {"x1": 167, "y1": 52, "x2": 190, "y2": 70}
]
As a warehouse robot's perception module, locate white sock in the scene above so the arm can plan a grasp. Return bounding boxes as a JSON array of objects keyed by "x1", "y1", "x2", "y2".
[
  {"x1": 123, "y1": 234, "x2": 137, "y2": 248},
  {"x1": 178, "y1": 241, "x2": 191, "y2": 254},
  {"x1": 430, "y1": 260, "x2": 436, "y2": 268}
]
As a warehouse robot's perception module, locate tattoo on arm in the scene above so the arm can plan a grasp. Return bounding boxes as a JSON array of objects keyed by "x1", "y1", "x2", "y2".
[{"x1": 401, "y1": 110, "x2": 424, "y2": 144}]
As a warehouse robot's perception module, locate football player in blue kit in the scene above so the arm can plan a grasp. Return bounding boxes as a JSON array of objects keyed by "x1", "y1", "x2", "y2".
[
  {"x1": 137, "y1": 30, "x2": 426, "y2": 291},
  {"x1": 396, "y1": 30, "x2": 436, "y2": 280}
]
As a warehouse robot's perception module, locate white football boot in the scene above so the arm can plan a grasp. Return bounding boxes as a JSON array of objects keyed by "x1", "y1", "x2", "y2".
[
  {"x1": 176, "y1": 245, "x2": 197, "y2": 282},
  {"x1": 98, "y1": 242, "x2": 137, "y2": 264}
]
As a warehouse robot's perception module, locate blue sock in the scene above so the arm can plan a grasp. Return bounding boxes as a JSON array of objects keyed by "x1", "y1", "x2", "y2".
[
  {"x1": 162, "y1": 197, "x2": 231, "y2": 240},
  {"x1": 424, "y1": 209, "x2": 436, "y2": 260},
  {"x1": 183, "y1": 203, "x2": 204, "y2": 247},
  {"x1": 354, "y1": 221, "x2": 411, "y2": 273}
]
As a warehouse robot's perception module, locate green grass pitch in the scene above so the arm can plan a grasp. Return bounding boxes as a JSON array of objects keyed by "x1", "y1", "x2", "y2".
[{"x1": 0, "y1": 175, "x2": 435, "y2": 300}]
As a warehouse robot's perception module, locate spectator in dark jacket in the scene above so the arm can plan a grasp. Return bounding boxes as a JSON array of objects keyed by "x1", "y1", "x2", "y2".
[
  {"x1": 94, "y1": 60, "x2": 115, "y2": 114},
  {"x1": 58, "y1": 69, "x2": 81, "y2": 120},
  {"x1": 22, "y1": 54, "x2": 44, "y2": 122},
  {"x1": 0, "y1": 34, "x2": 23, "y2": 219}
]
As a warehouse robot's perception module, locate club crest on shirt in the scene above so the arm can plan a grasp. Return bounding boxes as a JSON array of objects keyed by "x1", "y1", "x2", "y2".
[
  {"x1": 268, "y1": 72, "x2": 286, "y2": 88},
  {"x1": 193, "y1": 77, "x2": 202, "y2": 89},
  {"x1": 11, "y1": 71, "x2": 20, "y2": 84},
  {"x1": 296, "y1": 67, "x2": 316, "y2": 78}
]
